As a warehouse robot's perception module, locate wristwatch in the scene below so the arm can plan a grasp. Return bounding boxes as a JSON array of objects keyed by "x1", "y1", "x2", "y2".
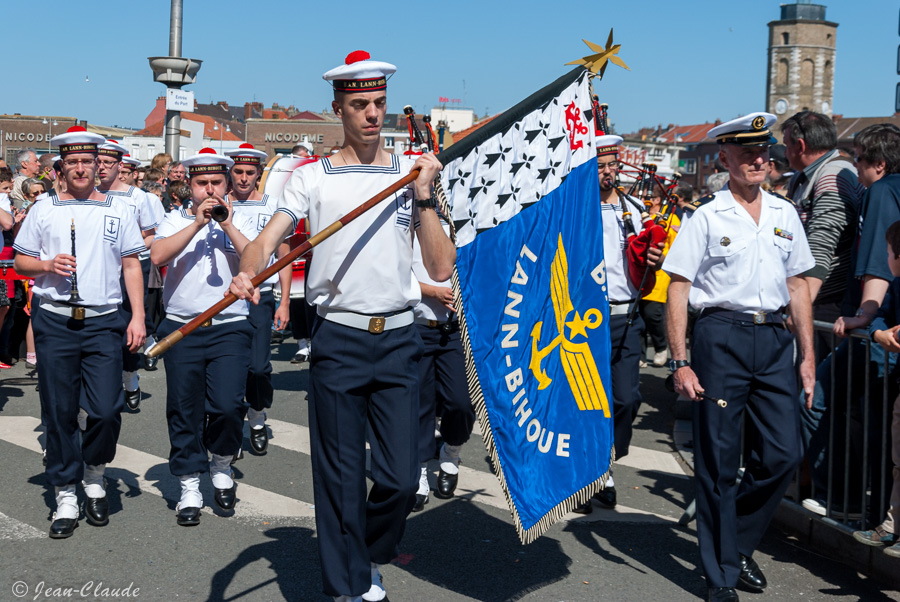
[
  {"x1": 668, "y1": 359, "x2": 690, "y2": 372},
  {"x1": 416, "y1": 189, "x2": 437, "y2": 208}
]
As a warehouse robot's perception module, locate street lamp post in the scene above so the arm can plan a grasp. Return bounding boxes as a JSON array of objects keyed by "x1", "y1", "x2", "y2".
[
  {"x1": 42, "y1": 119, "x2": 58, "y2": 153},
  {"x1": 212, "y1": 122, "x2": 230, "y2": 153}
]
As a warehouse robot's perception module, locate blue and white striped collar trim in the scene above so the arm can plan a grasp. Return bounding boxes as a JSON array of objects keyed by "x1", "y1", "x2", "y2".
[
  {"x1": 52, "y1": 195, "x2": 113, "y2": 207},
  {"x1": 322, "y1": 154, "x2": 400, "y2": 175}
]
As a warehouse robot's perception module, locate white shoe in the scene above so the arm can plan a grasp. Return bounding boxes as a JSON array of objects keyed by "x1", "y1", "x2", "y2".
[
  {"x1": 652, "y1": 349, "x2": 668, "y2": 367},
  {"x1": 362, "y1": 563, "x2": 386, "y2": 601},
  {"x1": 439, "y1": 443, "x2": 461, "y2": 476}
]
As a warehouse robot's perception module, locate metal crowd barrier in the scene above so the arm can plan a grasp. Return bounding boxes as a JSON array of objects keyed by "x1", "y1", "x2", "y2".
[{"x1": 782, "y1": 319, "x2": 895, "y2": 533}]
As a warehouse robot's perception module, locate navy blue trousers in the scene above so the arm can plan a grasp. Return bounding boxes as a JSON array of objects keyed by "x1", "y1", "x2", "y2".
[
  {"x1": 609, "y1": 312, "x2": 644, "y2": 459},
  {"x1": 416, "y1": 323, "x2": 475, "y2": 462},
  {"x1": 691, "y1": 312, "x2": 802, "y2": 588},
  {"x1": 120, "y1": 257, "x2": 151, "y2": 373},
  {"x1": 157, "y1": 318, "x2": 252, "y2": 476},
  {"x1": 308, "y1": 318, "x2": 422, "y2": 597},
  {"x1": 245, "y1": 290, "x2": 276, "y2": 412},
  {"x1": 33, "y1": 307, "x2": 125, "y2": 486}
]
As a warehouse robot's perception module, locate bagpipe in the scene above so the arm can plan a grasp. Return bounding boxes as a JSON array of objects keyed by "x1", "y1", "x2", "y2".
[{"x1": 593, "y1": 97, "x2": 680, "y2": 320}]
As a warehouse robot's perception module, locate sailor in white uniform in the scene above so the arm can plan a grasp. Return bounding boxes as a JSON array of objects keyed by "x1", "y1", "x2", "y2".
[
  {"x1": 151, "y1": 148, "x2": 258, "y2": 527},
  {"x1": 14, "y1": 127, "x2": 146, "y2": 539},
  {"x1": 224, "y1": 143, "x2": 291, "y2": 455},
  {"x1": 229, "y1": 51, "x2": 456, "y2": 602},
  {"x1": 97, "y1": 139, "x2": 164, "y2": 409},
  {"x1": 664, "y1": 113, "x2": 816, "y2": 602}
]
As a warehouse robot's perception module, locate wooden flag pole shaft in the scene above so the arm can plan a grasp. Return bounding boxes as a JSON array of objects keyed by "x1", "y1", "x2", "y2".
[{"x1": 147, "y1": 168, "x2": 422, "y2": 358}]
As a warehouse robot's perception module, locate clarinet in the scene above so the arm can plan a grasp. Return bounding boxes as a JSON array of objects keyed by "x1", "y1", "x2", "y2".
[{"x1": 69, "y1": 219, "x2": 85, "y2": 320}]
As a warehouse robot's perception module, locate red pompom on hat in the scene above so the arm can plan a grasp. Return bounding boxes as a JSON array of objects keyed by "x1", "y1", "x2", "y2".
[
  {"x1": 67, "y1": 126, "x2": 87, "y2": 133},
  {"x1": 239, "y1": 143, "x2": 255, "y2": 149},
  {"x1": 345, "y1": 50, "x2": 370, "y2": 64},
  {"x1": 199, "y1": 147, "x2": 217, "y2": 154}
]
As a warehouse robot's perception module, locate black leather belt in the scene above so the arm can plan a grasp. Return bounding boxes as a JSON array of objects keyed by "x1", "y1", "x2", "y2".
[
  {"x1": 701, "y1": 307, "x2": 786, "y2": 326},
  {"x1": 418, "y1": 318, "x2": 459, "y2": 334}
]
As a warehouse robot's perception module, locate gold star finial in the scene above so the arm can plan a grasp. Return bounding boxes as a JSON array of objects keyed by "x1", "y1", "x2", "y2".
[{"x1": 565, "y1": 29, "x2": 631, "y2": 78}]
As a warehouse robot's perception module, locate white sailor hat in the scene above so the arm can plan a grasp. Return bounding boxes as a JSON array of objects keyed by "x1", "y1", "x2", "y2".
[
  {"x1": 225, "y1": 143, "x2": 268, "y2": 166},
  {"x1": 181, "y1": 147, "x2": 234, "y2": 176},
  {"x1": 707, "y1": 112, "x2": 777, "y2": 147},
  {"x1": 294, "y1": 140, "x2": 314, "y2": 153},
  {"x1": 323, "y1": 50, "x2": 396, "y2": 93},
  {"x1": 51, "y1": 126, "x2": 106, "y2": 156},
  {"x1": 98, "y1": 139, "x2": 128, "y2": 159},
  {"x1": 596, "y1": 134, "x2": 623, "y2": 157},
  {"x1": 121, "y1": 154, "x2": 141, "y2": 168}
]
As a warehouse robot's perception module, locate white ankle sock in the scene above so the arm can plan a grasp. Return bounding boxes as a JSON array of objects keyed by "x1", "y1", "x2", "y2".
[
  {"x1": 82, "y1": 464, "x2": 106, "y2": 498},
  {"x1": 247, "y1": 408, "x2": 266, "y2": 430},
  {"x1": 54, "y1": 485, "x2": 78, "y2": 520},
  {"x1": 439, "y1": 443, "x2": 461, "y2": 475},
  {"x1": 210, "y1": 454, "x2": 234, "y2": 489},
  {"x1": 178, "y1": 473, "x2": 202, "y2": 509},
  {"x1": 417, "y1": 465, "x2": 429, "y2": 496},
  {"x1": 123, "y1": 371, "x2": 139, "y2": 392},
  {"x1": 605, "y1": 474, "x2": 615, "y2": 488},
  {"x1": 362, "y1": 562, "x2": 386, "y2": 601}
]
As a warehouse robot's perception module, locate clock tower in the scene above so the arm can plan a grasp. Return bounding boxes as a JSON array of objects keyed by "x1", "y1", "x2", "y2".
[{"x1": 766, "y1": 1, "x2": 837, "y2": 118}]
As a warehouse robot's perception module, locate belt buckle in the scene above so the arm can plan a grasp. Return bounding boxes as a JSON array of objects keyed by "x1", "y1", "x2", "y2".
[
  {"x1": 72, "y1": 307, "x2": 85, "y2": 320},
  {"x1": 752, "y1": 311, "x2": 766, "y2": 325},
  {"x1": 200, "y1": 319, "x2": 212, "y2": 328},
  {"x1": 368, "y1": 317, "x2": 385, "y2": 334}
]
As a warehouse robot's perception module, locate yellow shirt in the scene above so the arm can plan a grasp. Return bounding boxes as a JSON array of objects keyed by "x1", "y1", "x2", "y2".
[{"x1": 643, "y1": 211, "x2": 681, "y2": 303}]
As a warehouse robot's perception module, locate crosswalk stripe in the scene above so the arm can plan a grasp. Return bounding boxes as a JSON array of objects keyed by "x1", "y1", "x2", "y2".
[
  {"x1": 262, "y1": 418, "x2": 682, "y2": 521},
  {"x1": 0, "y1": 510, "x2": 46, "y2": 540},
  {"x1": 0, "y1": 415, "x2": 685, "y2": 527},
  {"x1": 0, "y1": 416, "x2": 314, "y2": 520}
]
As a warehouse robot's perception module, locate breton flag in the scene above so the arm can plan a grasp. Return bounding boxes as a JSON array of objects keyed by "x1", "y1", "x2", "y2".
[{"x1": 438, "y1": 67, "x2": 613, "y2": 543}]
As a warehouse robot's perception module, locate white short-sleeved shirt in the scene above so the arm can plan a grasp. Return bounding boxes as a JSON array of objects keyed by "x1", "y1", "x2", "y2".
[
  {"x1": 232, "y1": 193, "x2": 280, "y2": 286},
  {"x1": 13, "y1": 194, "x2": 145, "y2": 305},
  {"x1": 663, "y1": 188, "x2": 815, "y2": 313},
  {"x1": 102, "y1": 186, "x2": 165, "y2": 260},
  {"x1": 601, "y1": 196, "x2": 644, "y2": 303},
  {"x1": 276, "y1": 154, "x2": 422, "y2": 313},
  {"x1": 413, "y1": 221, "x2": 452, "y2": 322},
  {"x1": 0, "y1": 193, "x2": 11, "y2": 254},
  {"x1": 154, "y1": 208, "x2": 258, "y2": 318}
]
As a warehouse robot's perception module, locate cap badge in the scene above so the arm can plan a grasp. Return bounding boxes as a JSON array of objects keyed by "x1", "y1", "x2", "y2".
[
  {"x1": 720, "y1": 237, "x2": 731, "y2": 247},
  {"x1": 751, "y1": 116, "x2": 766, "y2": 131}
]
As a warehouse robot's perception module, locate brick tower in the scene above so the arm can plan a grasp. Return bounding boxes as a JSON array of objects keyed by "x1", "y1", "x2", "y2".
[{"x1": 766, "y1": 1, "x2": 837, "y2": 117}]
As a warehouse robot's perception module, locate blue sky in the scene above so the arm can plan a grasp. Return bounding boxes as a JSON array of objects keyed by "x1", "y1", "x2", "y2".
[{"x1": 0, "y1": 0, "x2": 895, "y2": 134}]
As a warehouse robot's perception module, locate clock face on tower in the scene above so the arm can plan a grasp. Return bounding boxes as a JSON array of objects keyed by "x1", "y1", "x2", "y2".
[{"x1": 775, "y1": 99, "x2": 788, "y2": 115}]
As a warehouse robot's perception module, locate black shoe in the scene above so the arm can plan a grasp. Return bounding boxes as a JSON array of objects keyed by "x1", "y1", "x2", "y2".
[
  {"x1": 708, "y1": 587, "x2": 739, "y2": 601},
  {"x1": 593, "y1": 486, "x2": 617, "y2": 508},
  {"x1": 125, "y1": 388, "x2": 141, "y2": 410},
  {"x1": 84, "y1": 497, "x2": 109, "y2": 527},
  {"x1": 572, "y1": 501, "x2": 593, "y2": 515},
  {"x1": 143, "y1": 355, "x2": 158, "y2": 371},
  {"x1": 412, "y1": 493, "x2": 428, "y2": 512},
  {"x1": 49, "y1": 517, "x2": 78, "y2": 539},
  {"x1": 176, "y1": 506, "x2": 201, "y2": 526},
  {"x1": 249, "y1": 426, "x2": 268, "y2": 454},
  {"x1": 434, "y1": 469, "x2": 458, "y2": 499},
  {"x1": 738, "y1": 555, "x2": 766, "y2": 592},
  {"x1": 214, "y1": 484, "x2": 237, "y2": 511},
  {"x1": 270, "y1": 331, "x2": 284, "y2": 344},
  {"x1": 0, "y1": 354, "x2": 16, "y2": 366}
]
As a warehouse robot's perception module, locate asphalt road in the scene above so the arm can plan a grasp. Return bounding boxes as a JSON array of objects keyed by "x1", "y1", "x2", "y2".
[{"x1": 0, "y1": 341, "x2": 896, "y2": 601}]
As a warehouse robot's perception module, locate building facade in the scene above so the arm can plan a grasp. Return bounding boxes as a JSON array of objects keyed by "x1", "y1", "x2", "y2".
[{"x1": 766, "y1": 2, "x2": 837, "y2": 117}]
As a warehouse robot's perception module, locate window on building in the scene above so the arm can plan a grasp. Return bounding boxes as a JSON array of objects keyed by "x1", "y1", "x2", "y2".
[
  {"x1": 704, "y1": 153, "x2": 710, "y2": 165},
  {"x1": 782, "y1": 32, "x2": 789, "y2": 45},
  {"x1": 777, "y1": 58, "x2": 789, "y2": 87},
  {"x1": 801, "y1": 58, "x2": 815, "y2": 87},
  {"x1": 384, "y1": 137, "x2": 395, "y2": 149},
  {"x1": 681, "y1": 158, "x2": 697, "y2": 175}
]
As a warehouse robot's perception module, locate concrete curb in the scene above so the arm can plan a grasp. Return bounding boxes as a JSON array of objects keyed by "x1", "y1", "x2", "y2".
[{"x1": 673, "y1": 415, "x2": 900, "y2": 590}]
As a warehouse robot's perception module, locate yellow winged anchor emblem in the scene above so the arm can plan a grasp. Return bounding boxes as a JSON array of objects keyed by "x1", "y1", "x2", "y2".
[{"x1": 528, "y1": 234, "x2": 611, "y2": 417}]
